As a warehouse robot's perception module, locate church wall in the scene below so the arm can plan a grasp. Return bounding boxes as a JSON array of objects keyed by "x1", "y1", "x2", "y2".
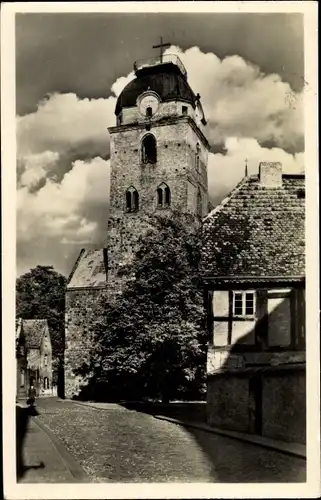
[
  {"x1": 64, "y1": 288, "x2": 105, "y2": 399},
  {"x1": 122, "y1": 101, "x2": 196, "y2": 126},
  {"x1": 187, "y1": 180, "x2": 197, "y2": 214},
  {"x1": 186, "y1": 126, "x2": 208, "y2": 164},
  {"x1": 106, "y1": 118, "x2": 208, "y2": 290},
  {"x1": 106, "y1": 214, "x2": 154, "y2": 295},
  {"x1": 109, "y1": 119, "x2": 206, "y2": 219}
]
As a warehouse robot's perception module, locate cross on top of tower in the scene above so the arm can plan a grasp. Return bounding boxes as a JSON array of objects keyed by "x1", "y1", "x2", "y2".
[{"x1": 152, "y1": 36, "x2": 171, "y2": 63}]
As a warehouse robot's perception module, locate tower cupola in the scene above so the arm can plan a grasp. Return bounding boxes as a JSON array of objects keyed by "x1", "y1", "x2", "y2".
[{"x1": 115, "y1": 40, "x2": 206, "y2": 129}]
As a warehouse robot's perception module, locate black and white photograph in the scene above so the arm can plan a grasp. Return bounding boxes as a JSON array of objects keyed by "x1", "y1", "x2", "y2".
[{"x1": 1, "y1": 2, "x2": 319, "y2": 498}]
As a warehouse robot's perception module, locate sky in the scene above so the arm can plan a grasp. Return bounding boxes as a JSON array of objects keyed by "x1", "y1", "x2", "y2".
[{"x1": 16, "y1": 12, "x2": 305, "y2": 277}]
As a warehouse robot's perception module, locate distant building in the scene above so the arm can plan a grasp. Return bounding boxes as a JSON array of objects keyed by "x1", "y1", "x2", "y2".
[
  {"x1": 202, "y1": 162, "x2": 305, "y2": 444},
  {"x1": 16, "y1": 319, "x2": 53, "y2": 399}
]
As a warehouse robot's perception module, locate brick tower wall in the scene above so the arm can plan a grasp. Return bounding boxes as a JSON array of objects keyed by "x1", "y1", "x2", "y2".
[
  {"x1": 64, "y1": 287, "x2": 106, "y2": 399},
  {"x1": 106, "y1": 116, "x2": 209, "y2": 284},
  {"x1": 108, "y1": 117, "x2": 208, "y2": 220}
]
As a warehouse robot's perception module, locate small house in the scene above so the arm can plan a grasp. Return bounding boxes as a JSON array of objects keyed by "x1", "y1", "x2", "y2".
[
  {"x1": 201, "y1": 162, "x2": 306, "y2": 444},
  {"x1": 16, "y1": 319, "x2": 53, "y2": 398}
]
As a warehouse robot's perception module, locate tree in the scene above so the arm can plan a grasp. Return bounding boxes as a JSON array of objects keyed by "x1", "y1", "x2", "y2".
[
  {"x1": 16, "y1": 265, "x2": 67, "y2": 362},
  {"x1": 87, "y1": 212, "x2": 207, "y2": 402}
]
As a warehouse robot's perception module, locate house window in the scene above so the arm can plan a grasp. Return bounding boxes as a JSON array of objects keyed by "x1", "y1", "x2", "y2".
[
  {"x1": 43, "y1": 377, "x2": 49, "y2": 390},
  {"x1": 157, "y1": 183, "x2": 171, "y2": 208},
  {"x1": 146, "y1": 107, "x2": 153, "y2": 118},
  {"x1": 125, "y1": 186, "x2": 139, "y2": 212},
  {"x1": 20, "y1": 369, "x2": 25, "y2": 387},
  {"x1": 182, "y1": 105, "x2": 188, "y2": 115},
  {"x1": 233, "y1": 291, "x2": 256, "y2": 317},
  {"x1": 142, "y1": 134, "x2": 157, "y2": 164},
  {"x1": 44, "y1": 354, "x2": 48, "y2": 367}
]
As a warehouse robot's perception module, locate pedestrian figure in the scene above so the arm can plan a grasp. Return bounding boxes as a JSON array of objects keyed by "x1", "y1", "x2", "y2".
[{"x1": 27, "y1": 384, "x2": 36, "y2": 407}]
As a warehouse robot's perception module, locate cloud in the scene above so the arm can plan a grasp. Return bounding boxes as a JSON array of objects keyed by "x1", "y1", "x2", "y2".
[
  {"x1": 17, "y1": 157, "x2": 110, "y2": 275},
  {"x1": 17, "y1": 93, "x2": 116, "y2": 158},
  {"x1": 16, "y1": 45, "x2": 304, "y2": 275},
  {"x1": 207, "y1": 137, "x2": 304, "y2": 205},
  {"x1": 166, "y1": 46, "x2": 303, "y2": 152},
  {"x1": 16, "y1": 92, "x2": 115, "y2": 275},
  {"x1": 18, "y1": 151, "x2": 60, "y2": 189},
  {"x1": 111, "y1": 72, "x2": 135, "y2": 98}
]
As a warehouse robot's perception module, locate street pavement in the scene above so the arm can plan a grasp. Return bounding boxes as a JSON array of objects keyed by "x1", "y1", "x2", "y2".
[{"x1": 17, "y1": 398, "x2": 306, "y2": 483}]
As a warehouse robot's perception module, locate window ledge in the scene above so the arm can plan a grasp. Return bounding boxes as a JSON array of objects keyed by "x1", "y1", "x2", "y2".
[{"x1": 232, "y1": 315, "x2": 256, "y2": 320}]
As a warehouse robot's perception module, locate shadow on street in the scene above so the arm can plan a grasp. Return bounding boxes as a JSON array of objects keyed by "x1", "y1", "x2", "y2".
[
  {"x1": 118, "y1": 400, "x2": 306, "y2": 482},
  {"x1": 16, "y1": 405, "x2": 45, "y2": 481}
]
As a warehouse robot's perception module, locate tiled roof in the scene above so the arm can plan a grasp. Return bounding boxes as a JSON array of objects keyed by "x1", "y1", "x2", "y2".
[
  {"x1": 201, "y1": 174, "x2": 305, "y2": 279},
  {"x1": 21, "y1": 319, "x2": 48, "y2": 349},
  {"x1": 67, "y1": 249, "x2": 107, "y2": 289}
]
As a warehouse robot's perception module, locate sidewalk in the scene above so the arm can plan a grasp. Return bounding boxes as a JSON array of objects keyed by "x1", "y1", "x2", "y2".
[
  {"x1": 17, "y1": 405, "x2": 88, "y2": 483},
  {"x1": 154, "y1": 415, "x2": 306, "y2": 459}
]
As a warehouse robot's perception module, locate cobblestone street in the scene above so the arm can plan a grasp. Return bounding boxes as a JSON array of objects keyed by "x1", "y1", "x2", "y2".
[{"x1": 19, "y1": 398, "x2": 306, "y2": 483}]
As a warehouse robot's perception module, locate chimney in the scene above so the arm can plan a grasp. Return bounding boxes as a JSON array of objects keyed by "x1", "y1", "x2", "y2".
[{"x1": 259, "y1": 162, "x2": 282, "y2": 188}]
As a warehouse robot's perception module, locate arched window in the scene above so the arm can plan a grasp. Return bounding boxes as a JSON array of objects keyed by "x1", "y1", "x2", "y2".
[
  {"x1": 197, "y1": 188, "x2": 202, "y2": 217},
  {"x1": 44, "y1": 354, "x2": 48, "y2": 367},
  {"x1": 125, "y1": 186, "x2": 139, "y2": 213},
  {"x1": 43, "y1": 377, "x2": 49, "y2": 390},
  {"x1": 165, "y1": 186, "x2": 171, "y2": 206},
  {"x1": 146, "y1": 107, "x2": 153, "y2": 118},
  {"x1": 142, "y1": 134, "x2": 157, "y2": 164},
  {"x1": 157, "y1": 187, "x2": 163, "y2": 206},
  {"x1": 157, "y1": 183, "x2": 171, "y2": 208},
  {"x1": 20, "y1": 369, "x2": 25, "y2": 387}
]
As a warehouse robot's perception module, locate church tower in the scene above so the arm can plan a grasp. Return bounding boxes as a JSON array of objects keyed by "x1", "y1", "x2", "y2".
[
  {"x1": 106, "y1": 47, "x2": 210, "y2": 293},
  {"x1": 64, "y1": 45, "x2": 210, "y2": 398}
]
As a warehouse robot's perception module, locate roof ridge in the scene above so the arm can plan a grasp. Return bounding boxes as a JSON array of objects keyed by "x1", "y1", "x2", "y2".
[
  {"x1": 67, "y1": 248, "x2": 86, "y2": 284},
  {"x1": 203, "y1": 175, "x2": 249, "y2": 222}
]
